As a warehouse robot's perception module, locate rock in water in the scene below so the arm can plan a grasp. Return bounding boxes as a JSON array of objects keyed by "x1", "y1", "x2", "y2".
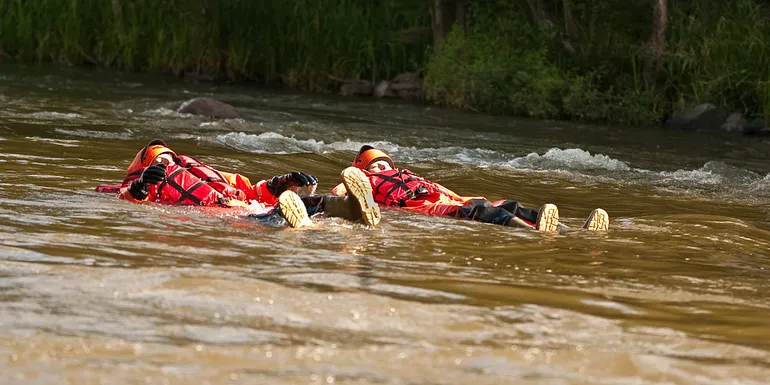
[
  {"x1": 389, "y1": 72, "x2": 423, "y2": 101},
  {"x1": 373, "y1": 80, "x2": 395, "y2": 99},
  {"x1": 664, "y1": 103, "x2": 728, "y2": 133},
  {"x1": 340, "y1": 81, "x2": 373, "y2": 96},
  {"x1": 743, "y1": 118, "x2": 769, "y2": 136},
  {"x1": 720, "y1": 112, "x2": 746, "y2": 134},
  {"x1": 177, "y1": 97, "x2": 241, "y2": 119}
]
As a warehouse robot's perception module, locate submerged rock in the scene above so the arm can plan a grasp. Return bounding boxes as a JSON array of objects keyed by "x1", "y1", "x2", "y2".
[
  {"x1": 664, "y1": 103, "x2": 728, "y2": 133},
  {"x1": 176, "y1": 97, "x2": 241, "y2": 119},
  {"x1": 327, "y1": 75, "x2": 373, "y2": 97},
  {"x1": 373, "y1": 80, "x2": 396, "y2": 99},
  {"x1": 339, "y1": 81, "x2": 373, "y2": 96},
  {"x1": 372, "y1": 71, "x2": 423, "y2": 101},
  {"x1": 329, "y1": 71, "x2": 423, "y2": 101},
  {"x1": 743, "y1": 118, "x2": 770, "y2": 136},
  {"x1": 389, "y1": 71, "x2": 423, "y2": 101},
  {"x1": 720, "y1": 112, "x2": 747, "y2": 134}
]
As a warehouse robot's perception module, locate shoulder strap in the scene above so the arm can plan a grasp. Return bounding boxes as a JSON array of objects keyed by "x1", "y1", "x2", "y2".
[{"x1": 375, "y1": 170, "x2": 425, "y2": 205}]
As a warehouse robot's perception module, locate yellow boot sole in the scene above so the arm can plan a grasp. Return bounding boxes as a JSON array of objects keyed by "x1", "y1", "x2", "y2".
[
  {"x1": 536, "y1": 203, "x2": 560, "y2": 232},
  {"x1": 278, "y1": 190, "x2": 313, "y2": 228},
  {"x1": 341, "y1": 167, "x2": 381, "y2": 227},
  {"x1": 583, "y1": 208, "x2": 609, "y2": 231}
]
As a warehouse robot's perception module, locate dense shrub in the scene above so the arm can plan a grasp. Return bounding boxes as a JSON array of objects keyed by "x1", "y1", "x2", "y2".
[
  {"x1": 3, "y1": 0, "x2": 770, "y2": 126},
  {"x1": 425, "y1": 6, "x2": 568, "y2": 118}
]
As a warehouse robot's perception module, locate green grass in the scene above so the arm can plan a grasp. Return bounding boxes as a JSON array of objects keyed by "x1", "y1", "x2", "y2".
[
  {"x1": 3, "y1": 0, "x2": 770, "y2": 127},
  {"x1": 663, "y1": 0, "x2": 770, "y2": 118},
  {"x1": 1, "y1": 0, "x2": 428, "y2": 88},
  {"x1": 425, "y1": 0, "x2": 770, "y2": 126}
]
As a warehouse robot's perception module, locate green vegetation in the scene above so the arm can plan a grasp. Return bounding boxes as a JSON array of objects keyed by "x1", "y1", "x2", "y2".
[
  {"x1": 424, "y1": 13, "x2": 568, "y2": 118},
  {"x1": 0, "y1": 0, "x2": 428, "y2": 90},
  {"x1": 426, "y1": 0, "x2": 770, "y2": 126},
  {"x1": 2, "y1": 0, "x2": 769, "y2": 127}
]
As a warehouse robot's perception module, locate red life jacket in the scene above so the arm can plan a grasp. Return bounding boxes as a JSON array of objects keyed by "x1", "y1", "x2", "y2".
[
  {"x1": 150, "y1": 155, "x2": 247, "y2": 206},
  {"x1": 368, "y1": 169, "x2": 441, "y2": 206}
]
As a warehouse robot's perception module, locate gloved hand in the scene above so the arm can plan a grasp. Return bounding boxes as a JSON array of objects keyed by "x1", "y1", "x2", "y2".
[
  {"x1": 266, "y1": 171, "x2": 318, "y2": 197},
  {"x1": 128, "y1": 164, "x2": 167, "y2": 200}
]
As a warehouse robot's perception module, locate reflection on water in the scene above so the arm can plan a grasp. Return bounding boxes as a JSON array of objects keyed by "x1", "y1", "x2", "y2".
[{"x1": 0, "y1": 65, "x2": 769, "y2": 384}]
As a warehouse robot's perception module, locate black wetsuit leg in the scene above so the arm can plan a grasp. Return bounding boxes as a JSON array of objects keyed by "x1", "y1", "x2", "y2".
[
  {"x1": 301, "y1": 195, "x2": 325, "y2": 216},
  {"x1": 248, "y1": 195, "x2": 326, "y2": 226},
  {"x1": 248, "y1": 211, "x2": 288, "y2": 227},
  {"x1": 492, "y1": 200, "x2": 539, "y2": 224},
  {"x1": 301, "y1": 195, "x2": 361, "y2": 221},
  {"x1": 453, "y1": 199, "x2": 514, "y2": 225}
]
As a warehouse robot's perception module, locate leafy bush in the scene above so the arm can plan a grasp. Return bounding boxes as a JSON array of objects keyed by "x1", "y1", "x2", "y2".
[
  {"x1": 0, "y1": 0, "x2": 429, "y2": 88},
  {"x1": 663, "y1": 0, "x2": 770, "y2": 118},
  {"x1": 425, "y1": 12, "x2": 567, "y2": 118}
]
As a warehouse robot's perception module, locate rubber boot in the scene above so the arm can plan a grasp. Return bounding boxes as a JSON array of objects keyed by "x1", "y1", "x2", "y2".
[
  {"x1": 340, "y1": 167, "x2": 381, "y2": 226},
  {"x1": 582, "y1": 208, "x2": 610, "y2": 231},
  {"x1": 301, "y1": 195, "x2": 325, "y2": 216},
  {"x1": 320, "y1": 195, "x2": 363, "y2": 222},
  {"x1": 278, "y1": 190, "x2": 313, "y2": 228},
  {"x1": 505, "y1": 216, "x2": 535, "y2": 229},
  {"x1": 535, "y1": 203, "x2": 559, "y2": 232}
]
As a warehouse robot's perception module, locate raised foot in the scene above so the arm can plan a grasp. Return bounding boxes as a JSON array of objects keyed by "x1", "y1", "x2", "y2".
[
  {"x1": 536, "y1": 203, "x2": 560, "y2": 232},
  {"x1": 278, "y1": 190, "x2": 313, "y2": 228},
  {"x1": 583, "y1": 208, "x2": 609, "y2": 231},
  {"x1": 341, "y1": 167, "x2": 381, "y2": 227}
]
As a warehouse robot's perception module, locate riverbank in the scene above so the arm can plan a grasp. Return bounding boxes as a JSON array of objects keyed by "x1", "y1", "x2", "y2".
[{"x1": 2, "y1": 0, "x2": 770, "y2": 133}]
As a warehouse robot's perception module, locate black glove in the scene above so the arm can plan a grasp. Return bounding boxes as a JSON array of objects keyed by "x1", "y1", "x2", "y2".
[
  {"x1": 266, "y1": 171, "x2": 318, "y2": 197},
  {"x1": 141, "y1": 164, "x2": 167, "y2": 184},
  {"x1": 128, "y1": 164, "x2": 167, "y2": 200}
]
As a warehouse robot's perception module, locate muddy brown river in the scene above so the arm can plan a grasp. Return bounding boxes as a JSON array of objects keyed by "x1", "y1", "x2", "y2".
[{"x1": 1, "y1": 64, "x2": 769, "y2": 384}]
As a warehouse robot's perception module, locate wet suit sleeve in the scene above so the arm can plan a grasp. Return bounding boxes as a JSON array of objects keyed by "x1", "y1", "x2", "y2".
[
  {"x1": 119, "y1": 185, "x2": 149, "y2": 203},
  {"x1": 118, "y1": 175, "x2": 149, "y2": 203},
  {"x1": 215, "y1": 170, "x2": 277, "y2": 205},
  {"x1": 219, "y1": 171, "x2": 253, "y2": 192},
  {"x1": 253, "y1": 180, "x2": 277, "y2": 205},
  {"x1": 429, "y1": 179, "x2": 485, "y2": 202},
  {"x1": 438, "y1": 184, "x2": 475, "y2": 201},
  {"x1": 331, "y1": 182, "x2": 346, "y2": 196},
  {"x1": 216, "y1": 171, "x2": 277, "y2": 204}
]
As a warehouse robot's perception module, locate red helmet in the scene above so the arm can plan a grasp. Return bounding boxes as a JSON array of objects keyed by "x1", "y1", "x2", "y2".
[
  {"x1": 126, "y1": 139, "x2": 176, "y2": 175},
  {"x1": 352, "y1": 145, "x2": 394, "y2": 171}
]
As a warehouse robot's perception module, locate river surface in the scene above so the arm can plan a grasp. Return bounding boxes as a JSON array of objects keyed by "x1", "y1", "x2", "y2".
[{"x1": 1, "y1": 64, "x2": 769, "y2": 385}]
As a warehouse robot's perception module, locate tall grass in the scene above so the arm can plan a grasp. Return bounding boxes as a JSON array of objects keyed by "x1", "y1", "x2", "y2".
[
  {"x1": 0, "y1": 0, "x2": 429, "y2": 89},
  {"x1": 3, "y1": 0, "x2": 770, "y2": 127},
  {"x1": 424, "y1": 13, "x2": 568, "y2": 118},
  {"x1": 663, "y1": 0, "x2": 770, "y2": 118},
  {"x1": 426, "y1": 0, "x2": 770, "y2": 126}
]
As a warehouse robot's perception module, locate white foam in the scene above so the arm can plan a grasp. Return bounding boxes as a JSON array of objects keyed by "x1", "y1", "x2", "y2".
[
  {"x1": 54, "y1": 128, "x2": 134, "y2": 140},
  {"x1": 748, "y1": 172, "x2": 770, "y2": 197},
  {"x1": 25, "y1": 137, "x2": 81, "y2": 147},
  {"x1": 199, "y1": 118, "x2": 246, "y2": 127},
  {"x1": 216, "y1": 132, "x2": 508, "y2": 165},
  {"x1": 142, "y1": 107, "x2": 187, "y2": 117},
  {"x1": 212, "y1": 131, "x2": 770, "y2": 198},
  {"x1": 507, "y1": 148, "x2": 631, "y2": 171},
  {"x1": 654, "y1": 161, "x2": 763, "y2": 188},
  {"x1": 217, "y1": 132, "x2": 326, "y2": 154},
  {"x1": 24, "y1": 111, "x2": 83, "y2": 120}
]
